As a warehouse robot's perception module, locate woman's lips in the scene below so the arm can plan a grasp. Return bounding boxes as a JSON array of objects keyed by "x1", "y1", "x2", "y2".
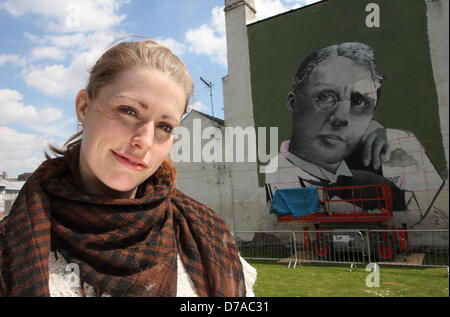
[{"x1": 111, "y1": 150, "x2": 148, "y2": 171}]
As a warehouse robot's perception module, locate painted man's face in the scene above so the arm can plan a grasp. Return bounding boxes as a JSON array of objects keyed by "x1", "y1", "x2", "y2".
[{"x1": 290, "y1": 56, "x2": 379, "y2": 170}]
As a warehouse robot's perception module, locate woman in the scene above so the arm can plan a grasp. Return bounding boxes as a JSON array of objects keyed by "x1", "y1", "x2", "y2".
[{"x1": 0, "y1": 40, "x2": 256, "y2": 297}]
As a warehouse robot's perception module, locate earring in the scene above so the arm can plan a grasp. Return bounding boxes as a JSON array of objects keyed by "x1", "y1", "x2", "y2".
[{"x1": 77, "y1": 121, "x2": 83, "y2": 126}]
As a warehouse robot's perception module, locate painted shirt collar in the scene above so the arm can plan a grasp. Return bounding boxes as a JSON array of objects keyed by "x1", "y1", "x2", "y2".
[{"x1": 280, "y1": 140, "x2": 353, "y2": 183}]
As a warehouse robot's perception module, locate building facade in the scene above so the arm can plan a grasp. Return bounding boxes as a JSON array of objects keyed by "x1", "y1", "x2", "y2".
[
  {"x1": 221, "y1": 0, "x2": 448, "y2": 232},
  {"x1": 0, "y1": 177, "x2": 25, "y2": 219}
]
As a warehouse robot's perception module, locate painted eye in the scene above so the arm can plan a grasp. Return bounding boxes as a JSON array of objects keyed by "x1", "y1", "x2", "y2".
[
  {"x1": 352, "y1": 97, "x2": 370, "y2": 110},
  {"x1": 316, "y1": 92, "x2": 337, "y2": 110},
  {"x1": 318, "y1": 92, "x2": 336, "y2": 102}
]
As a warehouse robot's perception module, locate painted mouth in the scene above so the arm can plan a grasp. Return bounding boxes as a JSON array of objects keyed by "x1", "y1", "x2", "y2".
[
  {"x1": 318, "y1": 134, "x2": 347, "y2": 145},
  {"x1": 112, "y1": 150, "x2": 148, "y2": 171}
]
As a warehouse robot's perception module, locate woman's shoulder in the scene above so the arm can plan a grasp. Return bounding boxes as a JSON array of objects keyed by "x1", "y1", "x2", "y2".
[
  {"x1": 0, "y1": 216, "x2": 8, "y2": 296},
  {"x1": 171, "y1": 189, "x2": 217, "y2": 215}
]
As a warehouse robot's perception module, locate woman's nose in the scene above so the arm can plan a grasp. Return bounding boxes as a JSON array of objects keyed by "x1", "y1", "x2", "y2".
[{"x1": 131, "y1": 121, "x2": 155, "y2": 149}]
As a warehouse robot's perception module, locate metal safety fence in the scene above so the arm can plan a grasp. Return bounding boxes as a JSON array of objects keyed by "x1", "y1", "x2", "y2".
[
  {"x1": 367, "y1": 229, "x2": 449, "y2": 267},
  {"x1": 235, "y1": 229, "x2": 449, "y2": 268},
  {"x1": 235, "y1": 231, "x2": 297, "y2": 267}
]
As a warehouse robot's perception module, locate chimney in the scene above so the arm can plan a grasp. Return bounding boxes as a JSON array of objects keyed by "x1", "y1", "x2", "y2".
[
  {"x1": 224, "y1": 0, "x2": 256, "y2": 21},
  {"x1": 1, "y1": 171, "x2": 7, "y2": 181},
  {"x1": 222, "y1": 0, "x2": 257, "y2": 127}
]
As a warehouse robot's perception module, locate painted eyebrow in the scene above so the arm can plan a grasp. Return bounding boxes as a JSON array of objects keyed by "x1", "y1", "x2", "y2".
[
  {"x1": 311, "y1": 85, "x2": 376, "y2": 101},
  {"x1": 351, "y1": 91, "x2": 376, "y2": 102},
  {"x1": 313, "y1": 87, "x2": 341, "y2": 97},
  {"x1": 308, "y1": 84, "x2": 341, "y2": 96},
  {"x1": 115, "y1": 95, "x2": 180, "y2": 124}
]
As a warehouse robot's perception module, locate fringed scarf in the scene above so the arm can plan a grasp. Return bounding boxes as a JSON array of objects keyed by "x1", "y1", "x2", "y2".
[{"x1": 0, "y1": 147, "x2": 245, "y2": 297}]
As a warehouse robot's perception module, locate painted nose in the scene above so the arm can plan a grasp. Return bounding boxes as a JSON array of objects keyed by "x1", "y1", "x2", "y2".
[
  {"x1": 131, "y1": 121, "x2": 155, "y2": 150},
  {"x1": 329, "y1": 101, "x2": 350, "y2": 130}
]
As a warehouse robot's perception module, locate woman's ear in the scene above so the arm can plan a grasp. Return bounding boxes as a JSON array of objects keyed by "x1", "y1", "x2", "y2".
[
  {"x1": 286, "y1": 91, "x2": 297, "y2": 113},
  {"x1": 75, "y1": 89, "x2": 88, "y2": 123}
]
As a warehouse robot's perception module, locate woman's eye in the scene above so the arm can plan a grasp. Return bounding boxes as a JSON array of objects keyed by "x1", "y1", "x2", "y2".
[
  {"x1": 158, "y1": 123, "x2": 173, "y2": 134},
  {"x1": 118, "y1": 106, "x2": 138, "y2": 117}
]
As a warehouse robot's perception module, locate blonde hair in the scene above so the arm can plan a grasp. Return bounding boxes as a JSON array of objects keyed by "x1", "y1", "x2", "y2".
[
  {"x1": 48, "y1": 39, "x2": 193, "y2": 158},
  {"x1": 87, "y1": 40, "x2": 193, "y2": 106}
]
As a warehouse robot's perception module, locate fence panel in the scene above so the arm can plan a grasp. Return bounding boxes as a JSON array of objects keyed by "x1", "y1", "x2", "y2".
[
  {"x1": 235, "y1": 231, "x2": 297, "y2": 267},
  {"x1": 293, "y1": 230, "x2": 366, "y2": 266},
  {"x1": 235, "y1": 229, "x2": 448, "y2": 269},
  {"x1": 368, "y1": 229, "x2": 449, "y2": 267}
]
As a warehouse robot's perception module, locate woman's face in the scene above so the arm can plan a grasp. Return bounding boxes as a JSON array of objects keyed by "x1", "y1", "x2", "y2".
[{"x1": 76, "y1": 67, "x2": 186, "y2": 198}]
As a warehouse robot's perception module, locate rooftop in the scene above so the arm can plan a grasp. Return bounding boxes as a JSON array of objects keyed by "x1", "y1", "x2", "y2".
[{"x1": 0, "y1": 179, "x2": 25, "y2": 191}]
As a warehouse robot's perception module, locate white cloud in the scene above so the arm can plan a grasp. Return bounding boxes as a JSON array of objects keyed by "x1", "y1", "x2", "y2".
[
  {"x1": 185, "y1": 6, "x2": 227, "y2": 67},
  {"x1": 24, "y1": 32, "x2": 86, "y2": 48},
  {"x1": 22, "y1": 32, "x2": 118, "y2": 97},
  {"x1": 0, "y1": 126, "x2": 53, "y2": 177},
  {"x1": 252, "y1": 0, "x2": 290, "y2": 21},
  {"x1": 187, "y1": 101, "x2": 210, "y2": 113},
  {"x1": 0, "y1": 54, "x2": 26, "y2": 66},
  {"x1": 284, "y1": 0, "x2": 321, "y2": 5},
  {"x1": 23, "y1": 64, "x2": 72, "y2": 97},
  {"x1": 30, "y1": 46, "x2": 65, "y2": 61},
  {"x1": 0, "y1": 89, "x2": 63, "y2": 124},
  {"x1": 184, "y1": 1, "x2": 320, "y2": 66},
  {"x1": 0, "y1": 0, "x2": 130, "y2": 33},
  {"x1": 247, "y1": 0, "x2": 321, "y2": 22},
  {"x1": 0, "y1": 89, "x2": 69, "y2": 136},
  {"x1": 211, "y1": 5, "x2": 226, "y2": 34}
]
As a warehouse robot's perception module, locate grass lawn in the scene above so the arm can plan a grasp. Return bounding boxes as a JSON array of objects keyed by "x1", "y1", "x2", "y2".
[{"x1": 248, "y1": 260, "x2": 449, "y2": 297}]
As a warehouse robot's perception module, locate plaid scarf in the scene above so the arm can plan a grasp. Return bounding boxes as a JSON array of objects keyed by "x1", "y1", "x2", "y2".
[{"x1": 0, "y1": 148, "x2": 245, "y2": 297}]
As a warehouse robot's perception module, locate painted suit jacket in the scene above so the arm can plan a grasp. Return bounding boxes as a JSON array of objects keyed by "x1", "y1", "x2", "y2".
[{"x1": 264, "y1": 129, "x2": 446, "y2": 227}]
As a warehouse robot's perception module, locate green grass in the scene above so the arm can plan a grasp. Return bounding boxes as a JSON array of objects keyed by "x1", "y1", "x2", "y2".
[{"x1": 248, "y1": 260, "x2": 449, "y2": 297}]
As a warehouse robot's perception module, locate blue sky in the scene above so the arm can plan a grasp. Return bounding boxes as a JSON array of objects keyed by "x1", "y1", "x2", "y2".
[{"x1": 0, "y1": 0, "x2": 318, "y2": 177}]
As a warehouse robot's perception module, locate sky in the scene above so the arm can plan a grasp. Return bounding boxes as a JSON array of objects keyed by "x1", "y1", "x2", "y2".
[{"x1": 0, "y1": 0, "x2": 320, "y2": 178}]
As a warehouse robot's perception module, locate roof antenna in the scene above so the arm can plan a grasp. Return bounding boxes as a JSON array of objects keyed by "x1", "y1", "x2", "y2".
[
  {"x1": 200, "y1": 77, "x2": 215, "y2": 119},
  {"x1": 200, "y1": 77, "x2": 220, "y2": 139}
]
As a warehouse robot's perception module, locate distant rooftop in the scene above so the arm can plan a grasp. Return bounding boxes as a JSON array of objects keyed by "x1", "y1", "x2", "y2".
[
  {"x1": 183, "y1": 109, "x2": 225, "y2": 126},
  {"x1": 0, "y1": 178, "x2": 25, "y2": 191},
  {"x1": 5, "y1": 181, "x2": 25, "y2": 191}
]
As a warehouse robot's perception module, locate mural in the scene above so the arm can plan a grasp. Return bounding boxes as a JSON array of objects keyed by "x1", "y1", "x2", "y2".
[
  {"x1": 246, "y1": 0, "x2": 448, "y2": 229},
  {"x1": 264, "y1": 42, "x2": 445, "y2": 228}
]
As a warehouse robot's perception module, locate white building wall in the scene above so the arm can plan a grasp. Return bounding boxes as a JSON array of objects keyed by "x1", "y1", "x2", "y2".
[
  {"x1": 426, "y1": 0, "x2": 449, "y2": 174},
  {"x1": 222, "y1": 0, "x2": 276, "y2": 233},
  {"x1": 174, "y1": 111, "x2": 238, "y2": 231}
]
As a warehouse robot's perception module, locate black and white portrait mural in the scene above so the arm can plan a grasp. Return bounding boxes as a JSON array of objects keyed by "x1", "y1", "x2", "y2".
[
  {"x1": 264, "y1": 42, "x2": 445, "y2": 227},
  {"x1": 248, "y1": 0, "x2": 448, "y2": 229}
]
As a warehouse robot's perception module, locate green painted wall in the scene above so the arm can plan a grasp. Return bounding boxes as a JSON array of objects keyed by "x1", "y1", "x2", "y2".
[{"x1": 248, "y1": 0, "x2": 446, "y2": 185}]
